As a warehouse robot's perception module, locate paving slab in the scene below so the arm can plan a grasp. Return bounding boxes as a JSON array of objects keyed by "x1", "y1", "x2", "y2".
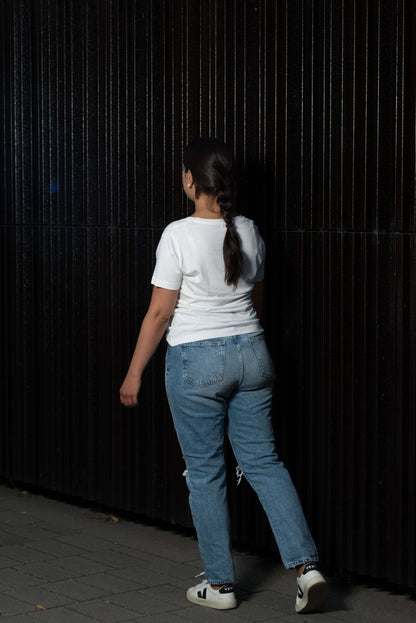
[
  {"x1": 0, "y1": 544, "x2": 55, "y2": 565},
  {"x1": 130, "y1": 614, "x2": 194, "y2": 623},
  {"x1": 65, "y1": 597, "x2": 140, "y2": 621},
  {"x1": 1, "y1": 484, "x2": 416, "y2": 623},
  {"x1": 21, "y1": 539, "x2": 89, "y2": 558},
  {"x1": 12, "y1": 561, "x2": 78, "y2": 582},
  {"x1": 0, "y1": 510, "x2": 40, "y2": 527},
  {"x1": 111, "y1": 565, "x2": 178, "y2": 587},
  {"x1": 0, "y1": 555, "x2": 17, "y2": 569},
  {"x1": 0, "y1": 531, "x2": 25, "y2": 547},
  {"x1": 136, "y1": 584, "x2": 198, "y2": 608},
  {"x1": 55, "y1": 533, "x2": 119, "y2": 552},
  {"x1": 3, "y1": 524, "x2": 66, "y2": 542},
  {"x1": 228, "y1": 598, "x2": 288, "y2": 620},
  {"x1": 1, "y1": 585, "x2": 72, "y2": 609},
  {"x1": 77, "y1": 571, "x2": 145, "y2": 594},
  {"x1": 51, "y1": 554, "x2": 110, "y2": 576},
  {"x1": 0, "y1": 567, "x2": 48, "y2": 590},
  {"x1": 244, "y1": 588, "x2": 294, "y2": 613},
  {"x1": 143, "y1": 556, "x2": 205, "y2": 580},
  {"x1": 44, "y1": 577, "x2": 107, "y2": 601},
  {"x1": 0, "y1": 593, "x2": 36, "y2": 616},
  {"x1": 28, "y1": 606, "x2": 103, "y2": 622},
  {"x1": 110, "y1": 589, "x2": 188, "y2": 616},
  {"x1": 174, "y1": 605, "x2": 243, "y2": 621},
  {"x1": 79, "y1": 548, "x2": 146, "y2": 569},
  {"x1": 0, "y1": 616, "x2": 39, "y2": 622},
  {"x1": 322, "y1": 585, "x2": 416, "y2": 623},
  {"x1": 279, "y1": 614, "x2": 336, "y2": 622}
]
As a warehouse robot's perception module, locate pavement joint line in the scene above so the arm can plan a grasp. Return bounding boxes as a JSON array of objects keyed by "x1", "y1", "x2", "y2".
[{"x1": 1, "y1": 485, "x2": 416, "y2": 622}]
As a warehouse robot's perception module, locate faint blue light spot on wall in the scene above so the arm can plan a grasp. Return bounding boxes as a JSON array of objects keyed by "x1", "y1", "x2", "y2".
[{"x1": 47, "y1": 178, "x2": 60, "y2": 194}]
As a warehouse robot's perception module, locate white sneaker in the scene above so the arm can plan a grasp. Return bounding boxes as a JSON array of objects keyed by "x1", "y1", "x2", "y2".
[
  {"x1": 295, "y1": 562, "x2": 327, "y2": 613},
  {"x1": 186, "y1": 579, "x2": 237, "y2": 610}
]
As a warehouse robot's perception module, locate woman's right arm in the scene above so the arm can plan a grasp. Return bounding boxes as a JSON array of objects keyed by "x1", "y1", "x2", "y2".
[
  {"x1": 119, "y1": 286, "x2": 178, "y2": 408},
  {"x1": 252, "y1": 281, "x2": 263, "y2": 320}
]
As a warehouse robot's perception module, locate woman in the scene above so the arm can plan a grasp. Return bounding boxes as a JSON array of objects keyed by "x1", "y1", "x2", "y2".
[{"x1": 120, "y1": 137, "x2": 327, "y2": 614}]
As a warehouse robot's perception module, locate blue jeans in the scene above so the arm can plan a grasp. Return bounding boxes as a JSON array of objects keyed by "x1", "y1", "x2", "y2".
[{"x1": 165, "y1": 332, "x2": 318, "y2": 585}]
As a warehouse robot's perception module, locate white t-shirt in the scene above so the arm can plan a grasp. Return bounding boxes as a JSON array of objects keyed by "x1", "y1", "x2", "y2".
[{"x1": 151, "y1": 215, "x2": 265, "y2": 346}]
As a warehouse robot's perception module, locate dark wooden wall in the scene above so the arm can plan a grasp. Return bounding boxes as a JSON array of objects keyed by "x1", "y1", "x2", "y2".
[{"x1": 1, "y1": 0, "x2": 415, "y2": 589}]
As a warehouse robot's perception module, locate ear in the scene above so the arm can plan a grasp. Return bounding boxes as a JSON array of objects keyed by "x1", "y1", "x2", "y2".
[{"x1": 185, "y1": 170, "x2": 194, "y2": 188}]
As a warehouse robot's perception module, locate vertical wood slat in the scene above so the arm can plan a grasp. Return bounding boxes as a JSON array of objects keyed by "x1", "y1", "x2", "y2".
[{"x1": 1, "y1": 0, "x2": 415, "y2": 589}]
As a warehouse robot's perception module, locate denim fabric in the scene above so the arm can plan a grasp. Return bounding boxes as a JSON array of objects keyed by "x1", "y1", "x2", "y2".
[{"x1": 165, "y1": 332, "x2": 318, "y2": 585}]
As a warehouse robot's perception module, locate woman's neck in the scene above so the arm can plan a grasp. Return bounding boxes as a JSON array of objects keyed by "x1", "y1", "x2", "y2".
[{"x1": 191, "y1": 193, "x2": 223, "y2": 219}]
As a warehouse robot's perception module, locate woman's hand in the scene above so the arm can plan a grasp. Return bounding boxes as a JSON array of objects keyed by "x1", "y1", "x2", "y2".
[
  {"x1": 119, "y1": 372, "x2": 142, "y2": 407},
  {"x1": 119, "y1": 286, "x2": 179, "y2": 409}
]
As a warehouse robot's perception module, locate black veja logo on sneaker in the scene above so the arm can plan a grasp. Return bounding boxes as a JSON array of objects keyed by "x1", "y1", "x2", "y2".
[
  {"x1": 297, "y1": 587, "x2": 304, "y2": 599},
  {"x1": 197, "y1": 588, "x2": 207, "y2": 599},
  {"x1": 219, "y1": 584, "x2": 234, "y2": 594},
  {"x1": 304, "y1": 562, "x2": 318, "y2": 574}
]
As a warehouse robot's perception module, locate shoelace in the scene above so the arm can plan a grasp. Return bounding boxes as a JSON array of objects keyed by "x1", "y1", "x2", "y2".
[{"x1": 195, "y1": 571, "x2": 206, "y2": 579}]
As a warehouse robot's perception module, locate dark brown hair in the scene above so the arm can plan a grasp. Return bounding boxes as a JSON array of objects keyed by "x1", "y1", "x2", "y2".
[{"x1": 183, "y1": 137, "x2": 243, "y2": 287}]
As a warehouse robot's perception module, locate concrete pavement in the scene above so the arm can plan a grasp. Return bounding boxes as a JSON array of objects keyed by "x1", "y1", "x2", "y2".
[{"x1": 0, "y1": 484, "x2": 415, "y2": 622}]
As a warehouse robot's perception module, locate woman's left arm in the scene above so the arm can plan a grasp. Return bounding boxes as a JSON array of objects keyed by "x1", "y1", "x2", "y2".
[{"x1": 120, "y1": 286, "x2": 179, "y2": 407}]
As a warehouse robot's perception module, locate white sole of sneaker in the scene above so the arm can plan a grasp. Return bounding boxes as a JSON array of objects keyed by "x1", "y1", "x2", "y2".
[
  {"x1": 296, "y1": 578, "x2": 327, "y2": 613},
  {"x1": 186, "y1": 590, "x2": 237, "y2": 610}
]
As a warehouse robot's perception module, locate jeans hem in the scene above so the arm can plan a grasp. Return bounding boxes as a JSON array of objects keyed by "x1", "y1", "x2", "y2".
[
  {"x1": 205, "y1": 578, "x2": 234, "y2": 585},
  {"x1": 285, "y1": 556, "x2": 319, "y2": 570}
]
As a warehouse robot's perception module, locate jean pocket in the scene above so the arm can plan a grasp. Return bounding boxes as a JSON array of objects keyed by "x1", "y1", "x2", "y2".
[
  {"x1": 248, "y1": 334, "x2": 275, "y2": 379},
  {"x1": 181, "y1": 340, "x2": 225, "y2": 386}
]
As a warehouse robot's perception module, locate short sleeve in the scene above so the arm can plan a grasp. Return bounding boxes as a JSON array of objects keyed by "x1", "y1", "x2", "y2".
[{"x1": 151, "y1": 228, "x2": 183, "y2": 290}]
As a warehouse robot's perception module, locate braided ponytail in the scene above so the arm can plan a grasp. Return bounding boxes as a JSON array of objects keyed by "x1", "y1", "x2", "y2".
[
  {"x1": 217, "y1": 188, "x2": 244, "y2": 287},
  {"x1": 183, "y1": 137, "x2": 244, "y2": 287}
]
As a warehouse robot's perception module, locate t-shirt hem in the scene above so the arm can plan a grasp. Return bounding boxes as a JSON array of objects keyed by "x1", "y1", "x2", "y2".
[
  {"x1": 166, "y1": 323, "x2": 263, "y2": 346},
  {"x1": 151, "y1": 278, "x2": 181, "y2": 290}
]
